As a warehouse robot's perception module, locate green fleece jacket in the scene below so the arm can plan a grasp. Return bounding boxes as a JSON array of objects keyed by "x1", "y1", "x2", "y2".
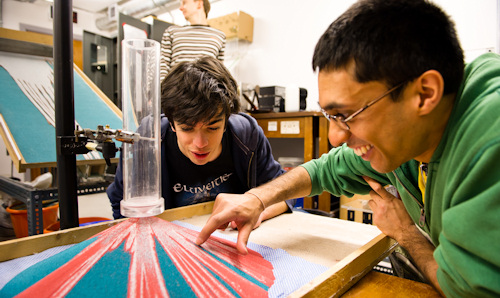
[{"x1": 302, "y1": 53, "x2": 500, "y2": 297}]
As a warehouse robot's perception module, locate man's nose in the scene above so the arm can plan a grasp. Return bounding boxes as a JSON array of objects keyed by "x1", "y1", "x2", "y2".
[
  {"x1": 193, "y1": 131, "x2": 208, "y2": 148},
  {"x1": 328, "y1": 120, "x2": 351, "y2": 147}
]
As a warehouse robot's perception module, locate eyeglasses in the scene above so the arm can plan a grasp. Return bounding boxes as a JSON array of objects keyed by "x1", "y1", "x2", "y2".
[{"x1": 321, "y1": 82, "x2": 406, "y2": 130}]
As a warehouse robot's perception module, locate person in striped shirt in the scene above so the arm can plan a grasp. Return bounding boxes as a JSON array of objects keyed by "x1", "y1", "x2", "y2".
[{"x1": 160, "y1": 0, "x2": 225, "y2": 82}]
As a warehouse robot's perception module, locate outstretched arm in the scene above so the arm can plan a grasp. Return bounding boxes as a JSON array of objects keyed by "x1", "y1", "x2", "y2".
[{"x1": 195, "y1": 166, "x2": 312, "y2": 254}]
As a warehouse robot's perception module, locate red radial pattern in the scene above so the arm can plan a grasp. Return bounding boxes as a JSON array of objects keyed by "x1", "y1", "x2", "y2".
[{"x1": 16, "y1": 217, "x2": 275, "y2": 297}]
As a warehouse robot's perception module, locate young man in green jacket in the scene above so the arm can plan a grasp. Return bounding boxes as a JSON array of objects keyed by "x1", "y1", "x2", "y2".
[{"x1": 196, "y1": 0, "x2": 500, "y2": 296}]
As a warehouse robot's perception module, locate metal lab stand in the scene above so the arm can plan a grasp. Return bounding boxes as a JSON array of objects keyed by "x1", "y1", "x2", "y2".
[{"x1": 0, "y1": 175, "x2": 109, "y2": 236}]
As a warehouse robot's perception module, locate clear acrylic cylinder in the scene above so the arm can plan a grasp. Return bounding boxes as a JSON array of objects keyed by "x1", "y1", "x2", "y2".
[{"x1": 120, "y1": 39, "x2": 164, "y2": 217}]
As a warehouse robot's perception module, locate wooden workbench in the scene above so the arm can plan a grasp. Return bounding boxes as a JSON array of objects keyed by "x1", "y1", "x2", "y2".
[{"x1": 342, "y1": 271, "x2": 440, "y2": 297}]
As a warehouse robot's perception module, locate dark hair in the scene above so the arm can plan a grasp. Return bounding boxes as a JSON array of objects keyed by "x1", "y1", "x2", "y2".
[
  {"x1": 202, "y1": 0, "x2": 210, "y2": 17},
  {"x1": 161, "y1": 56, "x2": 240, "y2": 126},
  {"x1": 312, "y1": 0, "x2": 464, "y2": 98}
]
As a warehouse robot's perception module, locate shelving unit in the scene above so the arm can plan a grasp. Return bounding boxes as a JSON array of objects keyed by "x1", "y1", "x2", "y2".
[
  {"x1": 250, "y1": 111, "x2": 333, "y2": 212},
  {"x1": 0, "y1": 175, "x2": 109, "y2": 236}
]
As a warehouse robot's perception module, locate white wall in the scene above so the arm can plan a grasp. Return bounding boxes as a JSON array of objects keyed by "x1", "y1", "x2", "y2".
[
  {"x1": 3, "y1": 0, "x2": 498, "y2": 108},
  {"x1": 437, "y1": 0, "x2": 498, "y2": 60},
  {"x1": 160, "y1": 0, "x2": 356, "y2": 111},
  {"x1": 159, "y1": 0, "x2": 498, "y2": 111},
  {"x1": 1, "y1": 0, "x2": 498, "y2": 176}
]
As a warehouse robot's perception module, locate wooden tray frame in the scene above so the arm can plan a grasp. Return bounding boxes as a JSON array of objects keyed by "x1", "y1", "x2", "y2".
[{"x1": 0, "y1": 202, "x2": 396, "y2": 297}]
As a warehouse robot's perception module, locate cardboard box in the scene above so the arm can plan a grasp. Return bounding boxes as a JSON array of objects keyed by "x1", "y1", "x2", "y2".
[
  {"x1": 208, "y1": 11, "x2": 254, "y2": 42},
  {"x1": 340, "y1": 194, "x2": 373, "y2": 224}
]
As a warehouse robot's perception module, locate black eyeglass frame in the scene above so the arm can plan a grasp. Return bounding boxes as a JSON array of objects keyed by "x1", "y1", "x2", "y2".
[{"x1": 320, "y1": 82, "x2": 406, "y2": 130}]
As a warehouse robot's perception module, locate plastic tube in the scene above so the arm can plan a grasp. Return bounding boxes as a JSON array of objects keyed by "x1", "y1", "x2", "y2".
[{"x1": 120, "y1": 39, "x2": 164, "y2": 218}]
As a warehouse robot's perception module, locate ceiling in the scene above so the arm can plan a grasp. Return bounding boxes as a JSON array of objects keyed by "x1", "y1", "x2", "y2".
[
  {"x1": 20, "y1": 0, "x2": 178, "y2": 15},
  {"x1": 19, "y1": 0, "x2": 180, "y2": 31},
  {"x1": 72, "y1": 0, "x2": 121, "y2": 13}
]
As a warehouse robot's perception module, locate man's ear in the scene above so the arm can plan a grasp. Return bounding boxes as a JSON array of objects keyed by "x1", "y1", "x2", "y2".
[
  {"x1": 170, "y1": 123, "x2": 176, "y2": 132},
  {"x1": 414, "y1": 70, "x2": 444, "y2": 116}
]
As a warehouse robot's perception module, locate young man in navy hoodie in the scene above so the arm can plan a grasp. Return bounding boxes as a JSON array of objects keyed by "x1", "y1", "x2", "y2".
[{"x1": 107, "y1": 56, "x2": 295, "y2": 225}]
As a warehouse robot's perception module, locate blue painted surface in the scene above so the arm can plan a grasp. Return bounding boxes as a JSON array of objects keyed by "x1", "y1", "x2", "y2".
[{"x1": 0, "y1": 60, "x2": 122, "y2": 165}]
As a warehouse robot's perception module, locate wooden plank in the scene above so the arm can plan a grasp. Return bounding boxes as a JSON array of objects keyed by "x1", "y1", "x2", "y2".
[
  {"x1": 290, "y1": 234, "x2": 397, "y2": 297},
  {"x1": 318, "y1": 192, "x2": 331, "y2": 212},
  {"x1": 0, "y1": 38, "x2": 53, "y2": 58},
  {"x1": 303, "y1": 116, "x2": 314, "y2": 162},
  {"x1": 157, "y1": 201, "x2": 214, "y2": 221},
  {"x1": 0, "y1": 114, "x2": 25, "y2": 172},
  {"x1": 0, "y1": 28, "x2": 83, "y2": 69},
  {"x1": 303, "y1": 115, "x2": 317, "y2": 209},
  {"x1": 342, "y1": 271, "x2": 441, "y2": 298},
  {"x1": 0, "y1": 202, "x2": 214, "y2": 262},
  {"x1": 0, "y1": 219, "x2": 123, "y2": 262},
  {"x1": 318, "y1": 116, "x2": 330, "y2": 155},
  {"x1": 73, "y1": 39, "x2": 83, "y2": 71},
  {"x1": 317, "y1": 116, "x2": 332, "y2": 212},
  {"x1": 303, "y1": 196, "x2": 313, "y2": 209},
  {"x1": 0, "y1": 28, "x2": 53, "y2": 46},
  {"x1": 250, "y1": 111, "x2": 323, "y2": 119}
]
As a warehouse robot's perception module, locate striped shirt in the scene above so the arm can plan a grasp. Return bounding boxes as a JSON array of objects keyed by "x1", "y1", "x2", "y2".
[{"x1": 160, "y1": 25, "x2": 226, "y2": 82}]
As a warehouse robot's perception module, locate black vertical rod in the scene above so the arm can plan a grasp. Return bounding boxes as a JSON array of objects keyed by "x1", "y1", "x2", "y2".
[{"x1": 54, "y1": 0, "x2": 79, "y2": 229}]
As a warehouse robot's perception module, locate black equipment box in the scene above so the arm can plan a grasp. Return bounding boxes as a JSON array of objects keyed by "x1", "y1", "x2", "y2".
[{"x1": 257, "y1": 85, "x2": 307, "y2": 112}]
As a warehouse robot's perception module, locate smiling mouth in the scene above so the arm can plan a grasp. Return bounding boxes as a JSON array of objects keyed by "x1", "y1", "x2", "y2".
[{"x1": 353, "y1": 144, "x2": 373, "y2": 157}]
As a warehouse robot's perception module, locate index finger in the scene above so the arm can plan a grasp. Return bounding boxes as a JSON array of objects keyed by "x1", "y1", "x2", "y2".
[
  {"x1": 195, "y1": 213, "x2": 228, "y2": 246},
  {"x1": 363, "y1": 176, "x2": 384, "y2": 192},
  {"x1": 363, "y1": 176, "x2": 396, "y2": 200}
]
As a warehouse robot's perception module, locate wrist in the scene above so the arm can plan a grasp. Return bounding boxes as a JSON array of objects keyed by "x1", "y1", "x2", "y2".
[
  {"x1": 245, "y1": 191, "x2": 266, "y2": 211},
  {"x1": 396, "y1": 224, "x2": 422, "y2": 247}
]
